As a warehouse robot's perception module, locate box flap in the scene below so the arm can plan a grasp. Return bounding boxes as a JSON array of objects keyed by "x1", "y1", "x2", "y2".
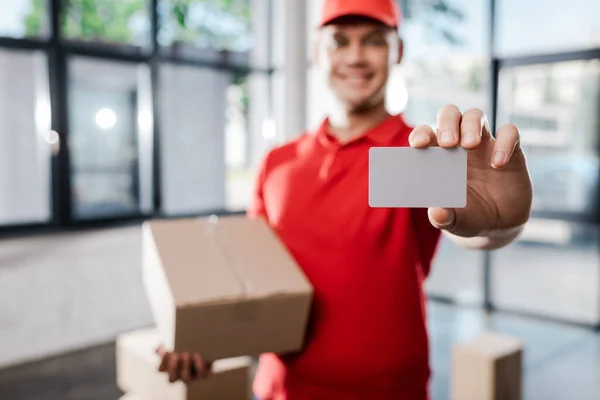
[
  {"x1": 210, "y1": 216, "x2": 313, "y2": 299},
  {"x1": 147, "y1": 219, "x2": 244, "y2": 307}
]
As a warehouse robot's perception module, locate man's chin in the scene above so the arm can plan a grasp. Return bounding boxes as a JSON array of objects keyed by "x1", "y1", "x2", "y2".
[{"x1": 345, "y1": 98, "x2": 381, "y2": 114}]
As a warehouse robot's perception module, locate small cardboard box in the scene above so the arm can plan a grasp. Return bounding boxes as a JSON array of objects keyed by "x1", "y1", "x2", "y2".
[
  {"x1": 451, "y1": 332, "x2": 523, "y2": 400},
  {"x1": 141, "y1": 215, "x2": 313, "y2": 360},
  {"x1": 116, "y1": 329, "x2": 253, "y2": 400}
]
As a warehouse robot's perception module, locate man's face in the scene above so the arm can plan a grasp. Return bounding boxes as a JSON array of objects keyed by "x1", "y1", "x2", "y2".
[{"x1": 316, "y1": 18, "x2": 401, "y2": 112}]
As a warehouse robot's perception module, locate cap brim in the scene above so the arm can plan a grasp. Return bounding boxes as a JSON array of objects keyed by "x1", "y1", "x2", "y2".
[{"x1": 320, "y1": 9, "x2": 397, "y2": 28}]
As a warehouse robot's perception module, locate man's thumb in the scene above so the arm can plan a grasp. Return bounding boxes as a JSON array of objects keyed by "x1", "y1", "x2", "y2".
[{"x1": 428, "y1": 207, "x2": 456, "y2": 231}]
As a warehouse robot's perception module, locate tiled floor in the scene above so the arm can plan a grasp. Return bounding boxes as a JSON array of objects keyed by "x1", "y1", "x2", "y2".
[
  {"x1": 1, "y1": 302, "x2": 599, "y2": 400},
  {"x1": 0, "y1": 342, "x2": 121, "y2": 400}
]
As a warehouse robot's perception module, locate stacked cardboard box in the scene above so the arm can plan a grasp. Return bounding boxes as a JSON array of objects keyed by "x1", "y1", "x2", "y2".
[
  {"x1": 451, "y1": 332, "x2": 523, "y2": 400},
  {"x1": 116, "y1": 215, "x2": 313, "y2": 399},
  {"x1": 117, "y1": 329, "x2": 252, "y2": 400}
]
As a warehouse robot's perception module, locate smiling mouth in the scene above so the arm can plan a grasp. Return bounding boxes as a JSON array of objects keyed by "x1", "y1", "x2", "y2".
[{"x1": 340, "y1": 74, "x2": 372, "y2": 87}]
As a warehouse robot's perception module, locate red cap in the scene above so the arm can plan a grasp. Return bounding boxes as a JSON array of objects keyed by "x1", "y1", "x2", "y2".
[{"x1": 320, "y1": 0, "x2": 402, "y2": 28}]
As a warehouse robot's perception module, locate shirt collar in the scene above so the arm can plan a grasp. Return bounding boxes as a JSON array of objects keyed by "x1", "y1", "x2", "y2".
[{"x1": 315, "y1": 113, "x2": 411, "y2": 149}]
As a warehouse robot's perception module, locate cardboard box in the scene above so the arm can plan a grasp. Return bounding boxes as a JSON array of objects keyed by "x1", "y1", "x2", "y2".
[
  {"x1": 451, "y1": 332, "x2": 523, "y2": 400},
  {"x1": 116, "y1": 329, "x2": 253, "y2": 400},
  {"x1": 142, "y1": 215, "x2": 313, "y2": 360}
]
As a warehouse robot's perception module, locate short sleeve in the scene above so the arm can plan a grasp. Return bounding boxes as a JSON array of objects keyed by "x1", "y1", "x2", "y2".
[
  {"x1": 246, "y1": 152, "x2": 270, "y2": 220},
  {"x1": 411, "y1": 208, "x2": 442, "y2": 278}
]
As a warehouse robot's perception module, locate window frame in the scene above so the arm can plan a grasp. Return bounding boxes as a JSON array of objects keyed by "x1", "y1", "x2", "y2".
[
  {"x1": 0, "y1": 0, "x2": 274, "y2": 238},
  {"x1": 485, "y1": 0, "x2": 600, "y2": 329}
]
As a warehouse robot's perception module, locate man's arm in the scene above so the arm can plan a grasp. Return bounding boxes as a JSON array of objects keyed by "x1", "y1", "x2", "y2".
[{"x1": 443, "y1": 225, "x2": 525, "y2": 251}]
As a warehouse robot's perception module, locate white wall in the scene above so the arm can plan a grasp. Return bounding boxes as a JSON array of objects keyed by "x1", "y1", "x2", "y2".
[
  {"x1": 271, "y1": 0, "x2": 308, "y2": 140},
  {"x1": 0, "y1": 226, "x2": 152, "y2": 368}
]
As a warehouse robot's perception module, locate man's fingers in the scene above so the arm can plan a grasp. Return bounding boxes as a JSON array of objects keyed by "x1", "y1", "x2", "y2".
[
  {"x1": 409, "y1": 125, "x2": 438, "y2": 148},
  {"x1": 193, "y1": 354, "x2": 210, "y2": 378},
  {"x1": 158, "y1": 351, "x2": 169, "y2": 372},
  {"x1": 168, "y1": 353, "x2": 180, "y2": 383},
  {"x1": 180, "y1": 353, "x2": 192, "y2": 383},
  {"x1": 436, "y1": 104, "x2": 462, "y2": 147},
  {"x1": 491, "y1": 124, "x2": 520, "y2": 169},
  {"x1": 459, "y1": 108, "x2": 485, "y2": 149}
]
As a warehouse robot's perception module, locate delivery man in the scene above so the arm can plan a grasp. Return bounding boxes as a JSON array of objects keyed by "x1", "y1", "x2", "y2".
[{"x1": 157, "y1": 0, "x2": 533, "y2": 399}]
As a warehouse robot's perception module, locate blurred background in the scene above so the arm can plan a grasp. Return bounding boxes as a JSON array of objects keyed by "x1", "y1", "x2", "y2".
[{"x1": 0, "y1": 0, "x2": 598, "y2": 399}]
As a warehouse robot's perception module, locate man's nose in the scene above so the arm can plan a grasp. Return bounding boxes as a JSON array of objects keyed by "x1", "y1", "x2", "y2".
[{"x1": 345, "y1": 42, "x2": 366, "y2": 65}]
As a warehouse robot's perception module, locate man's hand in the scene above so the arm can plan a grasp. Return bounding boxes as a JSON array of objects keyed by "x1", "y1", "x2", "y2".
[
  {"x1": 156, "y1": 346, "x2": 212, "y2": 383},
  {"x1": 408, "y1": 105, "x2": 533, "y2": 249}
]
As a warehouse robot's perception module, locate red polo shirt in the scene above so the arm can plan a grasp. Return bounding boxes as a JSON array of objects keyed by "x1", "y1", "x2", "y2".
[{"x1": 247, "y1": 114, "x2": 442, "y2": 400}]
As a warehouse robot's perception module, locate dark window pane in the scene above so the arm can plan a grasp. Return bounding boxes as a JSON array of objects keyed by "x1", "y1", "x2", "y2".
[
  {"x1": 492, "y1": 220, "x2": 600, "y2": 324},
  {"x1": 158, "y1": 0, "x2": 269, "y2": 67},
  {"x1": 0, "y1": 0, "x2": 50, "y2": 38},
  {"x1": 61, "y1": 0, "x2": 150, "y2": 48},
  {"x1": 495, "y1": 0, "x2": 600, "y2": 56},
  {"x1": 68, "y1": 57, "x2": 153, "y2": 219},
  {"x1": 497, "y1": 60, "x2": 600, "y2": 215},
  {"x1": 0, "y1": 49, "x2": 53, "y2": 225}
]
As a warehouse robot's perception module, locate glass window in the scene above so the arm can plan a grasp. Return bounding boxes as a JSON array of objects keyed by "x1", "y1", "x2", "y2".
[
  {"x1": 68, "y1": 57, "x2": 153, "y2": 219},
  {"x1": 0, "y1": 49, "x2": 53, "y2": 226},
  {"x1": 159, "y1": 64, "x2": 230, "y2": 215},
  {"x1": 0, "y1": 0, "x2": 50, "y2": 38},
  {"x1": 396, "y1": 0, "x2": 491, "y2": 123},
  {"x1": 226, "y1": 73, "x2": 272, "y2": 210},
  {"x1": 159, "y1": 64, "x2": 271, "y2": 215},
  {"x1": 61, "y1": 0, "x2": 151, "y2": 48},
  {"x1": 497, "y1": 60, "x2": 600, "y2": 215},
  {"x1": 158, "y1": 0, "x2": 268, "y2": 67},
  {"x1": 492, "y1": 220, "x2": 600, "y2": 325},
  {"x1": 495, "y1": 0, "x2": 600, "y2": 57}
]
